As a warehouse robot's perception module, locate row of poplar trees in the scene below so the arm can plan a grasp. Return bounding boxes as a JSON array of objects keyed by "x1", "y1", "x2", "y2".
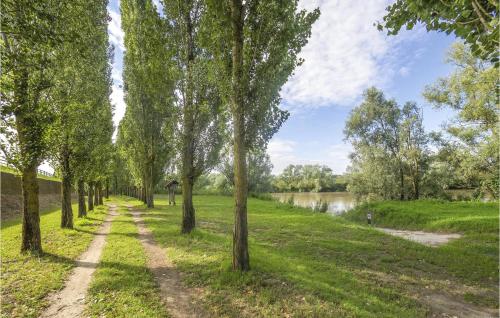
[
  {"x1": 1, "y1": 1, "x2": 114, "y2": 253},
  {"x1": 115, "y1": 0, "x2": 319, "y2": 270}
]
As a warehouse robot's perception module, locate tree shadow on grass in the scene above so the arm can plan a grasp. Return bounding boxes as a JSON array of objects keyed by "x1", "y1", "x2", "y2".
[{"x1": 141, "y1": 221, "x2": 424, "y2": 317}]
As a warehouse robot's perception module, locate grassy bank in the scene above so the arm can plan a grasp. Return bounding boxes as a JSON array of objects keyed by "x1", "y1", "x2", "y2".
[
  {"x1": 134, "y1": 195, "x2": 498, "y2": 317},
  {"x1": 1, "y1": 203, "x2": 108, "y2": 318},
  {"x1": 0, "y1": 165, "x2": 60, "y2": 182},
  {"x1": 85, "y1": 197, "x2": 169, "y2": 318},
  {"x1": 343, "y1": 200, "x2": 498, "y2": 233}
]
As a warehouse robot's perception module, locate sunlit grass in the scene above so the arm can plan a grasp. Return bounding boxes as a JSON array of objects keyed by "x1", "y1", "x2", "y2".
[
  {"x1": 0, "y1": 165, "x2": 60, "y2": 182},
  {"x1": 137, "y1": 194, "x2": 498, "y2": 317},
  {"x1": 1, "y1": 203, "x2": 108, "y2": 318}
]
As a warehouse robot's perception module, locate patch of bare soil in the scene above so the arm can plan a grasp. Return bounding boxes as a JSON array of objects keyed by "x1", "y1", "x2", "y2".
[
  {"x1": 422, "y1": 292, "x2": 498, "y2": 318},
  {"x1": 40, "y1": 205, "x2": 118, "y2": 318},
  {"x1": 128, "y1": 206, "x2": 207, "y2": 318},
  {"x1": 377, "y1": 227, "x2": 462, "y2": 247},
  {"x1": 362, "y1": 269, "x2": 498, "y2": 318}
]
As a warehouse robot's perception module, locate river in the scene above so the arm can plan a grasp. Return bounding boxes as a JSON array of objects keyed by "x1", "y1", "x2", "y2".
[
  {"x1": 271, "y1": 192, "x2": 356, "y2": 215},
  {"x1": 271, "y1": 189, "x2": 479, "y2": 215}
]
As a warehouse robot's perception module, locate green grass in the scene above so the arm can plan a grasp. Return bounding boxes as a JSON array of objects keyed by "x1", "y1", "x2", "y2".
[
  {"x1": 343, "y1": 200, "x2": 498, "y2": 233},
  {"x1": 0, "y1": 165, "x2": 60, "y2": 182},
  {"x1": 133, "y1": 194, "x2": 498, "y2": 317},
  {"x1": 1, "y1": 203, "x2": 108, "y2": 318},
  {"x1": 3, "y1": 195, "x2": 497, "y2": 317},
  {"x1": 85, "y1": 196, "x2": 169, "y2": 318}
]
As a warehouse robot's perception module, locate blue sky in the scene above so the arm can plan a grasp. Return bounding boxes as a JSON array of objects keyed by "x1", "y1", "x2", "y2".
[{"x1": 106, "y1": 0, "x2": 458, "y2": 175}]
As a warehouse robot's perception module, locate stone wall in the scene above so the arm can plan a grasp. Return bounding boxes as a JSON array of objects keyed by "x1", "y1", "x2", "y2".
[{"x1": 1, "y1": 172, "x2": 76, "y2": 220}]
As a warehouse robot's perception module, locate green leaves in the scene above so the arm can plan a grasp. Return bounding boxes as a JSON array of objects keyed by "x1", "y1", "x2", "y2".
[
  {"x1": 423, "y1": 42, "x2": 499, "y2": 197},
  {"x1": 117, "y1": 0, "x2": 175, "y2": 194},
  {"x1": 378, "y1": 0, "x2": 499, "y2": 65}
]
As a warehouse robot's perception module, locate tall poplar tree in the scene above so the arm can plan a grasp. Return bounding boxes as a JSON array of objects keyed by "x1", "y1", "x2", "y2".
[
  {"x1": 0, "y1": 1, "x2": 72, "y2": 252},
  {"x1": 120, "y1": 0, "x2": 175, "y2": 208},
  {"x1": 162, "y1": 0, "x2": 225, "y2": 234},
  {"x1": 206, "y1": 0, "x2": 319, "y2": 270}
]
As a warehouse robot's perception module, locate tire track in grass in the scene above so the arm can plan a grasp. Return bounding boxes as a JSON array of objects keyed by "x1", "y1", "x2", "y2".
[
  {"x1": 85, "y1": 203, "x2": 169, "y2": 318},
  {"x1": 128, "y1": 205, "x2": 207, "y2": 318},
  {"x1": 40, "y1": 205, "x2": 118, "y2": 318}
]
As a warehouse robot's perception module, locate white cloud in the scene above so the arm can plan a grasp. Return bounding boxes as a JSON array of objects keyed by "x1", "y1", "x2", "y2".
[
  {"x1": 282, "y1": 0, "x2": 422, "y2": 111},
  {"x1": 268, "y1": 139, "x2": 352, "y2": 175},
  {"x1": 398, "y1": 66, "x2": 410, "y2": 77},
  {"x1": 108, "y1": 9, "x2": 125, "y2": 51},
  {"x1": 325, "y1": 143, "x2": 353, "y2": 174},
  {"x1": 112, "y1": 67, "x2": 123, "y2": 84},
  {"x1": 268, "y1": 139, "x2": 297, "y2": 173}
]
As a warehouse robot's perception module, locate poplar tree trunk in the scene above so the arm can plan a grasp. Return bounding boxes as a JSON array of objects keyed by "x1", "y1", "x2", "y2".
[
  {"x1": 105, "y1": 180, "x2": 109, "y2": 198},
  {"x1": 88, "y1": 182, "x2": 94, "y2": 211},
  {"x1": 181, "y1": 177, "x2": 195, "y2": 233},
  {"x1": 78, "y1": 178, "x2": 87, "y2": 217},
  {"x1": 180, "y1": 6, "x2": 196, "y2": 233},
  {"x1": 60, "y1": 142, "x2": 73, "y2": 228},
  {"x1": 413, "y1": 162, "x2": 420, "y2": 199},
  {"x1": 146, "y1": 168, "x2": 154, "y2": 208},
  {"x1": 399, "y1": 165, "x2": 404, "y2": 200},
  {"x1": 15, "y1": 70, "x2": 42, "y2": 253},
  {"x1": 230, "y1": 0, "x2": 250, "y2": 271},
  {"x1": 94, "y1": 181, "x2": 99, "y2": 206},
  {"x1": 141, "y1": 185, "x2": 146, "y2": 204},
  {"x1": 98, "y1": 186, "x2": 103, "y2": 205},
  {"x1": 21, "y1": 164, "x2": 42, "y2": 253}
]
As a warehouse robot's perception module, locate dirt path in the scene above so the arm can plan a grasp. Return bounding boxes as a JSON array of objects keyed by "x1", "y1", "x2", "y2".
[
  {"x1": 40, "y1": 205, "x2": 118, "y2": 318},
  {"x1": 128, "y1": 206, "x2": 206, "y2": 318},
  {"x1": 422, "y1": 292, "x2": 498, "y2": 318},
  {"x1": 377, "y1": 227, "x2": 462, "y2": 247}
]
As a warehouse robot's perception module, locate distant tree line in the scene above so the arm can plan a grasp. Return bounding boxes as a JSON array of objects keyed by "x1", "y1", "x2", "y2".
[{"x1": 272, "y1": 165, "x2": 347, "y2": 193}]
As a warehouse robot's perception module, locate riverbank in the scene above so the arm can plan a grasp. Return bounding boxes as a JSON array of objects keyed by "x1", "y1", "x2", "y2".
[{"x1": 343, "y1": 200, "x2": 498, "y2": 233}]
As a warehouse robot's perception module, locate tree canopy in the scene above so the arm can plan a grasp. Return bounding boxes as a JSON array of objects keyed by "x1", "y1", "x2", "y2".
[{"x1": 378, "y1": 0, "x2": 499, "y2": 64}]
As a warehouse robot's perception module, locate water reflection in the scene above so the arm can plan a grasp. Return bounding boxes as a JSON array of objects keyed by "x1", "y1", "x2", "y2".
[{"x1": 271, "y1": 192, "x2": 356, "y2": 215}]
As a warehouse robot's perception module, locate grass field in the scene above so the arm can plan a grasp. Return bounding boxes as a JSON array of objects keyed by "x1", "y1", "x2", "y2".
[
  {"x1": 343, "y1": 200, "x2": 498, "y2": 233},
  {"x1": 1, "y1": 204, "x2": 108, "y2": 318},
  {"x1": 136, "y1": 195, "x2": 498, "y2": 317},
  {"x1": 2, "y1": 195, "x2": 497, "y2": 317},
  {"x1": 85, "y1": 198, "x2": 169, "y2": 318}
]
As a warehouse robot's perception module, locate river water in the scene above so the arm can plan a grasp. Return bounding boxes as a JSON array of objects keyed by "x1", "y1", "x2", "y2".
[
  {"x1": 271, "y1": 192, "x2": 356, "y2": 215},
  {"x1": 271, "y1": 189, "x2": 478, "y2": 215}
]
